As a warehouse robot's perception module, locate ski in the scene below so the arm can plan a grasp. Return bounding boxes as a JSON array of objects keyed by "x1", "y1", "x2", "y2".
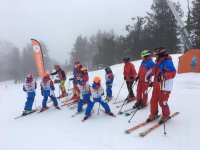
[
  {"x1": 124, "y1": 114, "x2": 161, "y2": 134},
  {"x1": 14, "y1": 106, "x2": 41, "y2": 119},
  {"x1": 100, "y1": 109, "x2": 116, "y2": 117},
  {"x1": 125, "y1": 103, "x2": 149, "y2": 116},
  {"x1": 81, "y1": 111, "x2": 95, "y2": 122},
  {"x1": 71, "y1": 109, "x2": 85, "y2": 117},
  {"x1": 139, "y1": 112, "x2": 180, "y2": 137}
]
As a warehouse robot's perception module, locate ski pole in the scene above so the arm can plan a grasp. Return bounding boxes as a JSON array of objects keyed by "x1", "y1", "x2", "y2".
[
  {"x1": 118, "y1": 99, "x2": 128, "y2": 114},
  {"x1": 159, "y1": 81, "x2": 167, "y2": 135},
  {"x1": 128, "y1": 86, "x2": 152, "y2": 123},
  {"x1": 128, "y1": 108, "x2": 139, "y2": 123},
  {"x1": 98, "y1": 103, "x2": 100, "y2": 115},
  {"x1": 114, "y1": 80, "x2": 125, "y2": 103}
]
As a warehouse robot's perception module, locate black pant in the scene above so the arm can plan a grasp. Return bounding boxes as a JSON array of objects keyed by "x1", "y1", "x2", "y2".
[{"x1": 126, "y1": 81, "x2": 134, "y2": 97}]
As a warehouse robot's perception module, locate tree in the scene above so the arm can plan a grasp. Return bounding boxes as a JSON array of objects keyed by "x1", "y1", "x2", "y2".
[
  {"x1": 145, "y1": 0, "x2": 183, "y2": 53},
  {"x1": 191, "y1": 0, "x2": 200, "y2": 48}
]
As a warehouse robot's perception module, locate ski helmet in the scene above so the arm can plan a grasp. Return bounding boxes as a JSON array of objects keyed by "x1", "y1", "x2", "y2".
[
  {"x1": 81, "y1": 67, "x2": 88, "y2": 72},
  {"x1": 43, "y1": 72, "x2": 50, "y2": 78},
  {"x1": 93, "y1": 76, "x2": 101, "y2": 84},
  {"x1": 26, "y1": 74, "x2": 33, "y2": 79},
  {"x1": 123, "y1": 56, "x2": 130, "y2": 62},
  {"x1": 153, "y1": 47, "x2": 167, "y2": 57},
  {"x1": 105, "y1": 66, "x2": 111, "y2": 72},
  {"x1": 141, "y1": 50, "x2": 150, "y2": 58},
  {"x1": 54, "y1": 64, "x2": 60, "y2": 70},
  {"x1": 75, "y1": 59, "x2": 80, "y2": 64}
]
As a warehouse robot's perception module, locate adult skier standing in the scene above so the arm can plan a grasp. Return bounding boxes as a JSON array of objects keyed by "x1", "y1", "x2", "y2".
[
  {"x1": 146, "y1": 47, "x2": 176, "y2": 123},
  {"x1": 133, "y1": 50, "x2": 155, "y2": 109}
]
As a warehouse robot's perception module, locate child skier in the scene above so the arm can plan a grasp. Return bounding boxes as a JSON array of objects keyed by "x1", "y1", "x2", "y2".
[
  {"x1": 105, "y1": 66, "x2": 114, "y2": 101},
  {"x1": 51, "y1": 64, "x2": 67, "y2": 99},
  {"x1": 22, "y1": 74, "x2": 37, "y2": 115},
  {"x1": 133, "y1": 50, "x2": 155, "y2": 109},
  {"x1": 76, "y1": 67, "x2": 92, "y2": 113},
  {"x1": 146, "y1": 47, "x2": 176, "y2": 124},
  {"x1": 83, "y1": 77, "x2": 114, "y2": 120},
  {"x1": 40, "y1": 72, "x2": 60, "y2": 112},
  {"x1": 123, "y1": 56, "x2": 137, "y2": 102}
]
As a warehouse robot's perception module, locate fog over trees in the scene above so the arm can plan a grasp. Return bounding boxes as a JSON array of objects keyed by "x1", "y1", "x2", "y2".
[{"x1": 1, "y1": 0, "x2": 199, "y2": 82}]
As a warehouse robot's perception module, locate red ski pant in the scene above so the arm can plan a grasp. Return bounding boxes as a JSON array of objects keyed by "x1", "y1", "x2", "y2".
[
  {"x1": 136, "y1": 81, "x2": 149, "y2": 105},
  {"x1": 150, "y1": 87, "x2": 171, "y2": 117}
]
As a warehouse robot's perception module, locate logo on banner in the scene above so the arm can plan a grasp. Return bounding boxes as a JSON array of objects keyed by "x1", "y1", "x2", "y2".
[{"x1": 33, "y1": 45, "x2": 41, "y2": 53}]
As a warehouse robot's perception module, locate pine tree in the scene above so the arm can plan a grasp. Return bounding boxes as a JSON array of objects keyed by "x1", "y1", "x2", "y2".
[
  {"x1": 191, "y1": 0, "x2": 200, "y2": 48},
  {"x1": 145, "y1": 0, "x2": 182, "y2": 53}
]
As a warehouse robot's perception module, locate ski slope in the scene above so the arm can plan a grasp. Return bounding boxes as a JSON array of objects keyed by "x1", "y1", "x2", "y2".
[{"x1": 0, "y1": 54, "x2": 200, "y2": 150}]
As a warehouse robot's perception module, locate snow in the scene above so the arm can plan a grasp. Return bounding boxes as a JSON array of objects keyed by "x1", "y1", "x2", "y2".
[{"x1": 0, "y1": 54, "x2": 200, "y2": 150}]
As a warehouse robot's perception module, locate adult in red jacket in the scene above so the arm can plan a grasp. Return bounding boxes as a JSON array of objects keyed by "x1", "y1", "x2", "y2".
[
  {"x1": 133, "y1": 50, "x2": 155, "y2": 109},
  {"x1": 123, "y1": 56, "x2": 137, "y2": 102},
  {"x1": 146, "y1": 47, "x2": 176, "y2": 124}
]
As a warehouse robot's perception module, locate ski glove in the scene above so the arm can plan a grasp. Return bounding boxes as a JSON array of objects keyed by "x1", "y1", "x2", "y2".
[
  {"x1": 135, "y1": 76, "x2": 139, "y2": 81},
  {"x1": 157, "y1": 74, "x2": 163, "y2": 82},
  {"x1": 130, "y1": 76, "x2": 134, "y2": 81},
  {"x1": 147, "y1": 75, "x2": 151, "y2": 81},
  {"x1": 148, "y1": 82, "x2": 153, "y2": 87}
]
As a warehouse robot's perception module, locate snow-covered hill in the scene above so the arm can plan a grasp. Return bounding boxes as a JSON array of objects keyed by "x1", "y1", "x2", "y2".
[{"x1": 0, "y1": 54, "x2": 200, "y2": 150}]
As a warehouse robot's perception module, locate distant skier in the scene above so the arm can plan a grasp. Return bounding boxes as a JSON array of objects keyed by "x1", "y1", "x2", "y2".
[
  {"x1": 76, "y1": 67, "x2": 92, "y2": 113},
  {"x1": 123, "y1": 56, "x2": 137, "y2": 102},
  {"x1": 146, "y1": 47, "x2": 176, "y2": 124},
  {"x1": 40, "y1": 72, "x2": 60, "y2": 112},
  {"x1": 83, "y1": 77, "x2": 114, "y2": 120},
  {"x1": 105, "y1": 66, "x2": 114, "y2": 101},
  {"x1": 51, "y1": 64, "x2": 67, "y2": 99},
  {"x1": 22, "y1": 74, "x2": 37, "y2": 115},
  {"x1": 133, "y1": 50, "x2": 155, "y2": 109}
]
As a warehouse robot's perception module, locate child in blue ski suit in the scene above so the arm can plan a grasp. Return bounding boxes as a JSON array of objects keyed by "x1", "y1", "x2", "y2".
[
  {"x1": 105, "y1": 67, "x2": 114, "y2": 101},
  {"x1": 23, "y1": 74, "x2": 37, "y2": 115},
  {"x1": 76, "y1": 67, "x2": 92, "y2": 113},
  {"x1": 40, "y1": 73, "x2": 60, "y2": 111},
  {"x1": 83, "y1": 77, "x2": 114, "y2": 120}
]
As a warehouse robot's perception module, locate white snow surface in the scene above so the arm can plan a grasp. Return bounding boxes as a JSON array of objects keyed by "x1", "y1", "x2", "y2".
[{"x1": 0, "y1": 54, "x2": 200, "y2": 150}]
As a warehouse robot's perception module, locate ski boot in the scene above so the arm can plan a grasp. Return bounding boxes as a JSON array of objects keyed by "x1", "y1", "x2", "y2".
[
  {"x1": 132, "y1": 101, "x2": 142, "y2": 109},
  {"x1": 158, "y1": 115, "x2": 169, "y2": 124},
  {"x1": 146, "y1": 114, "x2": 159, "y2": 123},
  {"x1": 40, "y1": 106, "x2": 49, "y2": 112}
]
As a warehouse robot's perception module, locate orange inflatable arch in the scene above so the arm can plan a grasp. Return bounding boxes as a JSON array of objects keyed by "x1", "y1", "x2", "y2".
[{"x1": 178, "y1": 49, "x2": 200, "y2": 73}]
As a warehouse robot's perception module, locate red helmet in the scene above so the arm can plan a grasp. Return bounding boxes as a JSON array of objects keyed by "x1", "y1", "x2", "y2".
[
  {"x1": 43, "y1": 72, "x2": 50, "y2": 78},
  {"x1": 54, "y1": 65, "x2": 60, "y2": 70},
  {"x1": 75, "y1": 59, "x2": 80, "y2": 65},
  {"x1": 26, "y1": 74, "x2": 33, "y2": 78}
]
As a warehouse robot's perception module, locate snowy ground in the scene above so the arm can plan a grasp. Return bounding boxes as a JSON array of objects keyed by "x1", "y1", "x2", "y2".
[{"x1": 0, "y1": 54, "x2": 200, "y2": 150}]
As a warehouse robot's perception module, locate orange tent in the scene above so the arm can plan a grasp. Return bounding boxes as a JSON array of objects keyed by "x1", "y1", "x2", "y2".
[{"x1": 178, "y1": 49, "x2": 200, "y2": 73}]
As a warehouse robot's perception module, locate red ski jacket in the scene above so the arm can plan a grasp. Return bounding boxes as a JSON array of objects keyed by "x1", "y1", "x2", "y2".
[{"x1": 123, "y1": 61, "x2": 137, "y2": 82}]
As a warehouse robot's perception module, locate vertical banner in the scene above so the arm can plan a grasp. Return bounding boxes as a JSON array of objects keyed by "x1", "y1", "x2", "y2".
[{"x1": 31, "y1": 39, "x2": 45, "y2": 77}]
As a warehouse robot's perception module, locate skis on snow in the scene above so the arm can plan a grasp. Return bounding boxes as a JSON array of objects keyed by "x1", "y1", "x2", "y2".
[
  {"x1": 14, "y1": 106, "x2": 41, "y2": 119},
  {"x1": 139, "y1": 112, "x2": 179, "y2": 137}
]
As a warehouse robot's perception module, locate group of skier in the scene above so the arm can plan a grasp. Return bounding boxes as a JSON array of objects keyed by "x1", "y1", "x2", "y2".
[{"x1": 22, "y1": 46, "x2": 176, "y2": 124}]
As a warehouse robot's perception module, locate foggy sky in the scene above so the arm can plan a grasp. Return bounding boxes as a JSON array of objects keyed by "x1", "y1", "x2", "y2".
[{"x1": 0, "y1": 0, "x2": 189, "y2": 63}]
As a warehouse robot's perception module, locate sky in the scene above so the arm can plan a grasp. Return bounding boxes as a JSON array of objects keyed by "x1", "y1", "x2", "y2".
[{"x1": 0, "y1": 0, "x2": 189, "y2": 63}]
